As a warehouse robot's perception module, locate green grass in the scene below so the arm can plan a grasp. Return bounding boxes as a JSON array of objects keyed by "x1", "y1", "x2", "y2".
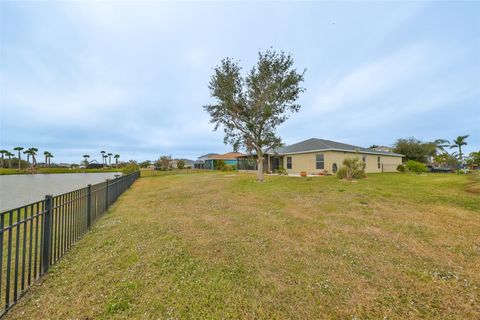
[
  {"x1": 4, "y1": 172, "x2": 480, "y2": 319},
  {"x1": 139, "y1": 168, "x2": 207, "y2": 177},
  {"x1": 0, "y1": 167, "x2": 122, "y2": 175}
]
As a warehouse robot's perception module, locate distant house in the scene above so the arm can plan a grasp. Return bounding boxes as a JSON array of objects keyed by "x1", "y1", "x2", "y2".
[
  {"x1": 203, "y1": 152, "x2": 245, "y2": 170},
  {"x1": 237, "y1": 138, "x2": 403, "y2": 174},
  {"x1": 194, "y1": 153, "x2": 218, "y2": 169},
  {"x1": 370, "y1": 145, "x2": 395, "y2": 153},
  {"x1": 171, "y1": 159, "x2": 195, "y2": 169}
]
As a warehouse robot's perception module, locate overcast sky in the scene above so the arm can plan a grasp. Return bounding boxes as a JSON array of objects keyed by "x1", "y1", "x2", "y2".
[{"x1": 1, "y1": 1, "x2": 479, "y2": 163}]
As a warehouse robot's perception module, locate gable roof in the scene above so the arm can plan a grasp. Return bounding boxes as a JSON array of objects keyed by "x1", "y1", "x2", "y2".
[
  {"x1": 272, "y1": 138, "x2": 403, "y2": 157},
  {"x1": 208, "y1": 152, "x2": 245, "y2": 160},
  {"x1": 197, "y1": 153, "x2": 219, "y2": 160}
]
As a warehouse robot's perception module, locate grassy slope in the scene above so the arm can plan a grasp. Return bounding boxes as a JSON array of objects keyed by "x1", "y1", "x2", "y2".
[{"x1": 5, "y1": 173, "x2": 479, "y2": 319}]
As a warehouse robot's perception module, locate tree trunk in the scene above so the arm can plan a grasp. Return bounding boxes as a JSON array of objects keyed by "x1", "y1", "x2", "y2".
[
  {"x1": 18, "y1": 152, "x2": 21, "y2": 170},
  {"x1": 256, "y1": 150, "x2": 264, "y2": 182}
]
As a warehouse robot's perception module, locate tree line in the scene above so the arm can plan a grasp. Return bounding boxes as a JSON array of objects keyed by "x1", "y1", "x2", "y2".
[
  {"x1": 82, "y1": 151, "x2": 121, "y2": 169},
  {"x1": 0, "y1": 147, "x2": 54, "y2": 170},
  {"x1": 392, "y1": 135, "x2": 478, "y2": 168}
]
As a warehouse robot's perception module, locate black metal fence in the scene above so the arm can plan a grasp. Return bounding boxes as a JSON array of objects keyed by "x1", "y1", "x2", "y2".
[{"x1": 0, "y1": 171, "x2": 140, "y2": 317}]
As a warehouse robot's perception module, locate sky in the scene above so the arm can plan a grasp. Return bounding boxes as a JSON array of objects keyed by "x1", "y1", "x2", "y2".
[{"x1": 1, "y1": 1, "x2": 479, "y2": 164}]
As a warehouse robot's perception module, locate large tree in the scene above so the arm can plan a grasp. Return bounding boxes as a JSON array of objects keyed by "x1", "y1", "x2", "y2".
[
  {"x1": 6, "y1": 151, "x2": 14, "y2": 168},
  {"x1": 100, "y1": 151, "x2": 106, "y2": 166},
  {"x1": 393, "y1": 137, "x2": 436, "y2": 163},
  {"x1": 43, "y1": 151, "x2": 53, "y2": 167},
  {"x1": 450, "y1": 135, "x2": 469, "y2": 161},
  {"x1": 433, "y1": 139, "x2": 450, "y2": 154},
  {"x1": 156, "y1": 155, "x2": 172, "y2": 171},
  {"x1": 83, "y1": 154, "x2": 90, "y2": 166},
  {"x1": 114, "y1": 154, "x2": 120, "y2": 168},
  {"x1": 14, "y1": 147, "x2": 24, "y2": 170},
  {"x1": 204, "y1": 50, "x2": 305, "y2": 182},
  {"x1": 466, "y1": 151, "x2": 480, "y2": 168},
  {"x1": 0, "y1": 150, "x2": 7, "y2": 168}
]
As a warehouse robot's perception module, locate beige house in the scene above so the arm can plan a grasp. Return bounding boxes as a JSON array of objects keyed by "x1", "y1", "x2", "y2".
[{"x1": 237, "y1": 138, "x2": 403, "y2": 174}]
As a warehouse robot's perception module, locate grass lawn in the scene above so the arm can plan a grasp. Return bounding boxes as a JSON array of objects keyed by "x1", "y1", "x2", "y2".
[{"x1": 5, "y1": 172, "x2": 479, "y2": 319}]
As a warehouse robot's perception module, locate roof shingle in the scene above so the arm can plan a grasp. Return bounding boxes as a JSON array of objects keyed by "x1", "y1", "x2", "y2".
[{"x1": 272, "y1": 138, "x2": 402, "y2": 156}]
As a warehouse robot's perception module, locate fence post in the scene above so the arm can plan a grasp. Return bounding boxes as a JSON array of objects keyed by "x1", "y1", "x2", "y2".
[
  {"x1": 87, "y1": 184, "x2": 92, "y2": 228},
  {"x1": 42, "y1": 195, "x2": 53, "y2": 273},
  {"x1": 105, "y1": 179, "x2": 109, "y2": 211}
]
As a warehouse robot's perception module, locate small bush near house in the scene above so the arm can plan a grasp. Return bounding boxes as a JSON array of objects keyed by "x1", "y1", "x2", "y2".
[
  {"x1": 397, "y1": 164, "x2": 406, "y2": 173},
  {"x1": 177, "y1": 160, "x2": 185, "y2": 169},
  {"x1": 276, "y1": 168, "x2": 288, "y2": 175},
  {"x1": 222, "y1": 164, "x2": 235, "y2": 171},
  {"x1": 214, "y1": 160, "x2": 226, "y2": 171},
  {"x1": 337, "y1": 157, "x2": 365, "y2": 180},
  {"x1": 405, "y1": 160, "x2": 428, "y2": 174}
]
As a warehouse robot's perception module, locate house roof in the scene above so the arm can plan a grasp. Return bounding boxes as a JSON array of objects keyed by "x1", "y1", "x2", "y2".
[
  {"x1": 208, "y1": 152, "x2": 245, "y2": 160},
  {"x1": 197, "y1": 153, "x2": 218, "y2": 160},
  {"x1": 272, "y1": 138, "x2": 403, "y2": 157},
  {"x1": 174, "y1": 159, "x2": 195, "y2": 165}
]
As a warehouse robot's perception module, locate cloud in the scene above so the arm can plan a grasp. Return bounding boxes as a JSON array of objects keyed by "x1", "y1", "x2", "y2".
[
  {"x1": 1, "y1": 1, "x2": 479, "y2": 162},
  {"x1": 311, "y1": 44, "x2": 429, "y2": 115}
]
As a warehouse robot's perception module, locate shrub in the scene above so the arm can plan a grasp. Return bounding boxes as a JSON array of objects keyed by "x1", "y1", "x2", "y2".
[
  {"x1": 276, "y1": 168, "x2": 288, "y2": 175},
  {"x1": 336, "y1": 167, "x2": 348, "y2": 179},
  {"x1": 177, "y1": 160, "x2": 185, "y2": 169},
  {"x1": 397, "y1": 164, "x2": 406, "y2": 173},
  {"x1": 122, "y1": 163, "x2": 139, "y2": 174},
  {"x1": 337, "y1": 157, "x2": 365, "y2": 180},
  {"x1": 405, "y1": 160, "x2": 428, "y2": 174},
  {"x1": 214, "y1": 160, "x2": 226, "y2": 171},
  {"x1": 222, "y1": 164, "x2": 235, "y2": 171},
  {"x1": 155, "y1": 155, "x2": 172, "y2": 170}
]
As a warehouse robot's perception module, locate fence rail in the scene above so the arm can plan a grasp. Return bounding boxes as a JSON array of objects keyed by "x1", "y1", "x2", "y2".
[{"x1": 0, "y1": 171, "x2": 140, "y2": 317}]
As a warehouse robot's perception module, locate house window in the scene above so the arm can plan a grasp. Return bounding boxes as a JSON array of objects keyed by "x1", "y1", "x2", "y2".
[
  {"x1": 316, "y1": 154, "x2": 324, "y2": 170},
  {"x1": 332, "y1": 163, "x2": 337, "y2": 173},
  {"x1": 362, "y1": 156, "x2": 366, "y2": 163},
  {"x1": 377, "y1": 156, "x2": 381, "y2": 169},
  {"x1": 286, "y1": 157, "x2": 292, "y2": 169}
]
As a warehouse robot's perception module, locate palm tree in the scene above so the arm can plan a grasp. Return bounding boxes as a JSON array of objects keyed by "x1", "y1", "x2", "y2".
[
  {"x1": 100, "y1": 151, "x2": 106, "y2": 166},
  {"x1": 114, "y1": 154, "x2": 120, "y2": 168},
  {"x1": 433, "y1": 139, "x2": 450, "y2": 154},
  {"x1": 103, "y1": 154, "x2": 108, "y2": 167},
  {"x1": 450, "y1": 135, "x2": 469, "y2": 161},
  {"x1": 0, "y1": 150, "x2": 7, "y2": 168},
  {"x1": 43, "y1": 151, "x2": 53, "y2": 167},
  {"x1": 83, "y1": 154, "x2": 90, "y2": 166},
  {"x1": 23, "y1": 150, "x2": 31, "y2": 165},
  {"x1": 5, "y1": 151, "x2": 14, "y2": 168},
  {"x1": 108, "y1": 153, "x2": 113, "y2": 166},
  {"x1": 14, "y1": 147, "x2": 24, "y2": 170},
  {"x1": 48, "y1": 153, "x2": 54, "y2": 166},
  {"x1": 26, "y1": 147, "x2": 38, "y2": 168}
]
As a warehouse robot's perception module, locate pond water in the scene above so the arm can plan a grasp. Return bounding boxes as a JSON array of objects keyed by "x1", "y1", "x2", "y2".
[{"x1": 0, "y1": 172, "x2": 122, "y2": 212}]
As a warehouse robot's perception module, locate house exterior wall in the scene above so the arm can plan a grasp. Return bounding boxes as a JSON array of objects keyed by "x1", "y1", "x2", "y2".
[{"x1": 283, "y1": 151, "x2": 402, "y2": 174}]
